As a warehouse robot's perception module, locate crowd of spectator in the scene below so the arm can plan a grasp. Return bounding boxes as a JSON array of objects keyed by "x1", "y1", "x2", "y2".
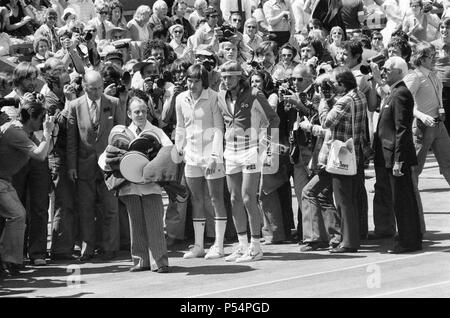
[{"x1": 0, "y1": 0, "x2": 449, "y2": 276}]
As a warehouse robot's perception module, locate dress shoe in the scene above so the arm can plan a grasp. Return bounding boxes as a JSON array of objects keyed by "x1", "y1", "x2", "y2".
[
  {"x1": 155, "y1": 266, "x2": 169, "y2": 273},
  {"x1": 300, "y1": 241, "x2": 329, "y2": 252},
  {"x1": 329, "y1": 247, "x2": 358, "y2": 254},
  {"x1": 78, "y1": 254, "x2": 94, "y2": 263},
  {"x1": 51, "y1": 253, "x2": 79, "y2": 261},
  {"x1": 387, "y1": 246, "x2": 421, "y2": 254},
  {"x1": 31, "y1": 258, "x2": 47, "y2": 266},
  {"x1": 100, "y1": 251, "x2": 117, "y2": 261},
  {"x1": 129, "y1": 265, "x2": 151, "y2": 272},
  {"x1": 329, "y1": 242, "x2": 340, "y2": 249},
  {"x1": 366, "y1": 233, "x2": 394, "y2": 240},
  {"x1": 2, "y1": 262, "x2": 23, "y2": 276}
]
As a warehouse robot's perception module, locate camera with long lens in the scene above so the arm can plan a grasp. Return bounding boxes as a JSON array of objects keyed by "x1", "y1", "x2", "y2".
[
  {"x1": 249, "y1": 60, "x2": 263, "y2": 70},
  {"x1": 360, "y1": 54, "x2": 386, "y2": 75},
  {"x1": 104, "y1": 71, "x2": 131, "y2": 97},
  {"x1": 219, "y1": 25, "x2": 237, "y2": 42},
  {"x1": 83, "y1": 30, "x2": 93, "y2": 42}
]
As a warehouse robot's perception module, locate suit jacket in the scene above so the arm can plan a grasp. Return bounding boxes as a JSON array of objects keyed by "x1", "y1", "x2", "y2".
[
  {"x1": 67, "y1": 94, "x2": 125, "y2": 180},
  {"x1": 373, "y1": 81, "x2": 418, "y2": 169}
]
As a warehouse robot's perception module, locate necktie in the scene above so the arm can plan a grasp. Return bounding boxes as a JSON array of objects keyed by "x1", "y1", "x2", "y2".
[
  {"x1": 90, "y1": 100, "x2": 98, "y2": 125},
  {"x1": 136, "y1": 127, "x2": 142, "y2": 135},
  {"x1": 101, "y1": 22, "x2": 106, "y2": 40}
]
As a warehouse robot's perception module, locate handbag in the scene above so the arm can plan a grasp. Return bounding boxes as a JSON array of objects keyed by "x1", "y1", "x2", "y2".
[{"x1": 325, "y1": 97, "x2": 357, "y2": 176}]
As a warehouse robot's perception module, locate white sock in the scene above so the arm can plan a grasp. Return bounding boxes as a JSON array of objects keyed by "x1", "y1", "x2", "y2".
[
  {"x1": 251, "y1": 237, "x2": 261, "y2": 251},
  {"x1": 214, "y1": 217, "x2": 227, "y2": 250},
  {"x1": 193, "y1": 218, "x2": 206, "y2": 249},
  {"x1": 238, "y1": 233, "x2": 249, "y2": 249}
]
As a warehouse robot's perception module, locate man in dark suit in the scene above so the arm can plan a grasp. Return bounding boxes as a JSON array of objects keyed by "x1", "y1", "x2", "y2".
[
  {"x1": 67, "y1": 70, "x2": 126, "y2": 261},
  {"x1": 373, "y1": 57, "x2": 422, "y2": 254}
]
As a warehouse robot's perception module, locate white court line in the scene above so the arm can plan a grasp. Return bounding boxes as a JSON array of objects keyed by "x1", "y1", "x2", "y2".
[
  {"x1": 190, "y1": 247, "x2": 450, "y2": 298},
  {"x1": 366, "y1": 280, "x2": 450, "y2": 298}
]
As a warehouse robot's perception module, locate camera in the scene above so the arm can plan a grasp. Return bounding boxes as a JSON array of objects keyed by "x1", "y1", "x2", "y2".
[
  {"x1": 249, "y1": 60, "x2": 263, "y2": 70},
  {"x1": 320, "y1": 79, "x2": 334, "y2": 99},
  {"x1": 83, "y1": 30, "x2": 93, "y2": 42},
  {"x1": 219, "y1": 25, "x2": 237, "y2": 42},
  {"x1": 360, "y1": 54, "x2": 386, "y2": 75}
]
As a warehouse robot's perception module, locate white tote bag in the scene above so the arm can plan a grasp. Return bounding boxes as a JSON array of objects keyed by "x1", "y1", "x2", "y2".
[{"x1": 325, "y1": 97, "x2": 357, "y2": 176}]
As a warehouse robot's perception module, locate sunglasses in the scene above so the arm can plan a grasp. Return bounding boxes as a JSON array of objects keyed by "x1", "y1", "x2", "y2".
[
  {"x1": 232, "y1": 19, "x2": 242, "y2": 22},
  {"x1": 291, "y1": 77, "x2": 304, "y2": 82},
  {"x1": 99, "y1": 11, "x2": 109, "y2": 15},
  {"x1": 47, "y1": 16, "x2": 57, "y2": 20}
]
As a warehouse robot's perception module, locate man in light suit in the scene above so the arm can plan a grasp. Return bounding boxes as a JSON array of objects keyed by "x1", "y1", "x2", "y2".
[
  {"x1": 373, "y1": 57, "x2": 422, "y2": 254},
  {"x1": 67, "y1": 70, "x2": 125, "y2": 261}
]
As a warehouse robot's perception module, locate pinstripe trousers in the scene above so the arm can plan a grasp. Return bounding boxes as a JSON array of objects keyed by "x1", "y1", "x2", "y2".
[{"x1": 120, "y1": 194, "x2": 168, "y2": 271}]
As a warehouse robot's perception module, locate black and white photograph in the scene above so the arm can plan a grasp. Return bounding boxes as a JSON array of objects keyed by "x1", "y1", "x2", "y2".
[{"x1": 0, "y1": 0, "x2": 449, "y2": 303}]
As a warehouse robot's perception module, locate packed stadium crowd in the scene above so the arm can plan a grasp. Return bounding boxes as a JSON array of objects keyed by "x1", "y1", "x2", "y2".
[{"x1": 0, "y1": 0, "x2": 449, "y2": 277}]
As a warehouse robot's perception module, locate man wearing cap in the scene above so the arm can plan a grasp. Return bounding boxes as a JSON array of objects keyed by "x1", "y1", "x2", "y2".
[
  {"x1": 67, "y1": 70, "x2": 125, "y2": 261},
  {"x1": 373, "y1": 56, "x2": 422, "y2": 254},
  {"x1": 34, "y1": 8, "x2": 61, "y2": 53}
]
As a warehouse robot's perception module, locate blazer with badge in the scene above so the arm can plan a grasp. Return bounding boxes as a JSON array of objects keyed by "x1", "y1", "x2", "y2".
[
  {"x1": 373, "y1": 81, "x2": 418, "y2": 169},
  {"x1": 67, "y1": 94, "x2": 125, "y2": 180}
]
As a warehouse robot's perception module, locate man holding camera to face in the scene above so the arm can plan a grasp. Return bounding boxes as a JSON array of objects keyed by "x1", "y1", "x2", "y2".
[
  {"x1": 0, "y1": 90, "x2": 56, "y2": 275},
  {"x1": 41, "y1": 58, "x2": 80, "y2": 261}
]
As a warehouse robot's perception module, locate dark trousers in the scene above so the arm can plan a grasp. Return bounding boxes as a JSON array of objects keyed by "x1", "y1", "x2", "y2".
[
  {"x1": 269, "y1": 31, "x2": 291, "y2": 48},
  {"x1": 77, "y1": 175, "x2": 119, "y2": 256},
  {"x1": 356, "y1": 170, "x2": 368, "y2": 239},
  {"x1": 373, "y1": 165, "x2": 396, "y2": 236},
  {"x1": 302, "y1": 170, "x2": 342, "y2": 245},
  {"x1": 388, "y1": 165, "x2": 422, "y2": 249},
  {"x1": 12, "y1": 158, "x2": 50, "y2": 260},
  {"x1": 443, "y1": 86, "x2": 450, "y2": 135},
  {"x1": 49, "y1": 156, "x2": 78, "y2": 255}
]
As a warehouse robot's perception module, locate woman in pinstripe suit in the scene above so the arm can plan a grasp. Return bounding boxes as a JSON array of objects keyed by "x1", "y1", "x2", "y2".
[{"x1": 119, "y1": 96, "x2": 173, "y2": 273}]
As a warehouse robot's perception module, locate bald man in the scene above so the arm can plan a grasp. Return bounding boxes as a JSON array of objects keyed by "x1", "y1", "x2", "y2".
[
  {"x1": 373, "y1": 57, "x2": 422, "y2": 254},
  {"x1": 67, "y1": 71, "x2": 126, "y2": 261}
]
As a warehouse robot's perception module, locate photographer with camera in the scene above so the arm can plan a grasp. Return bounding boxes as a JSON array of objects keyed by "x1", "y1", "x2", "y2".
[
  {"x1": 181, "y1": 47, "x2": 216, "y2": 90},
  {"x1": 0, "y1": 94, "x2": 55, "y2": 275},
  {"x1": 54, "y1": 27, "x2": 86, "y2": 75},
  {"x1": 248, "y1": 40, "x2": 278, "y2": 75},
  {"x1": 100, "y1": 61, "x2": 130, "y2": 112},
  {"x1": 297, "y1": 71, "x2": 343, "y2": 251},
  {"x1": 41, "y1": 58, "x2": 79, "y2": 261},
  {"x1": 3, "y1": 62, "x2": 40, "y2": 120},
  {"x1": 132, "y1": 57, "x2": 168, "y2": 128}
]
